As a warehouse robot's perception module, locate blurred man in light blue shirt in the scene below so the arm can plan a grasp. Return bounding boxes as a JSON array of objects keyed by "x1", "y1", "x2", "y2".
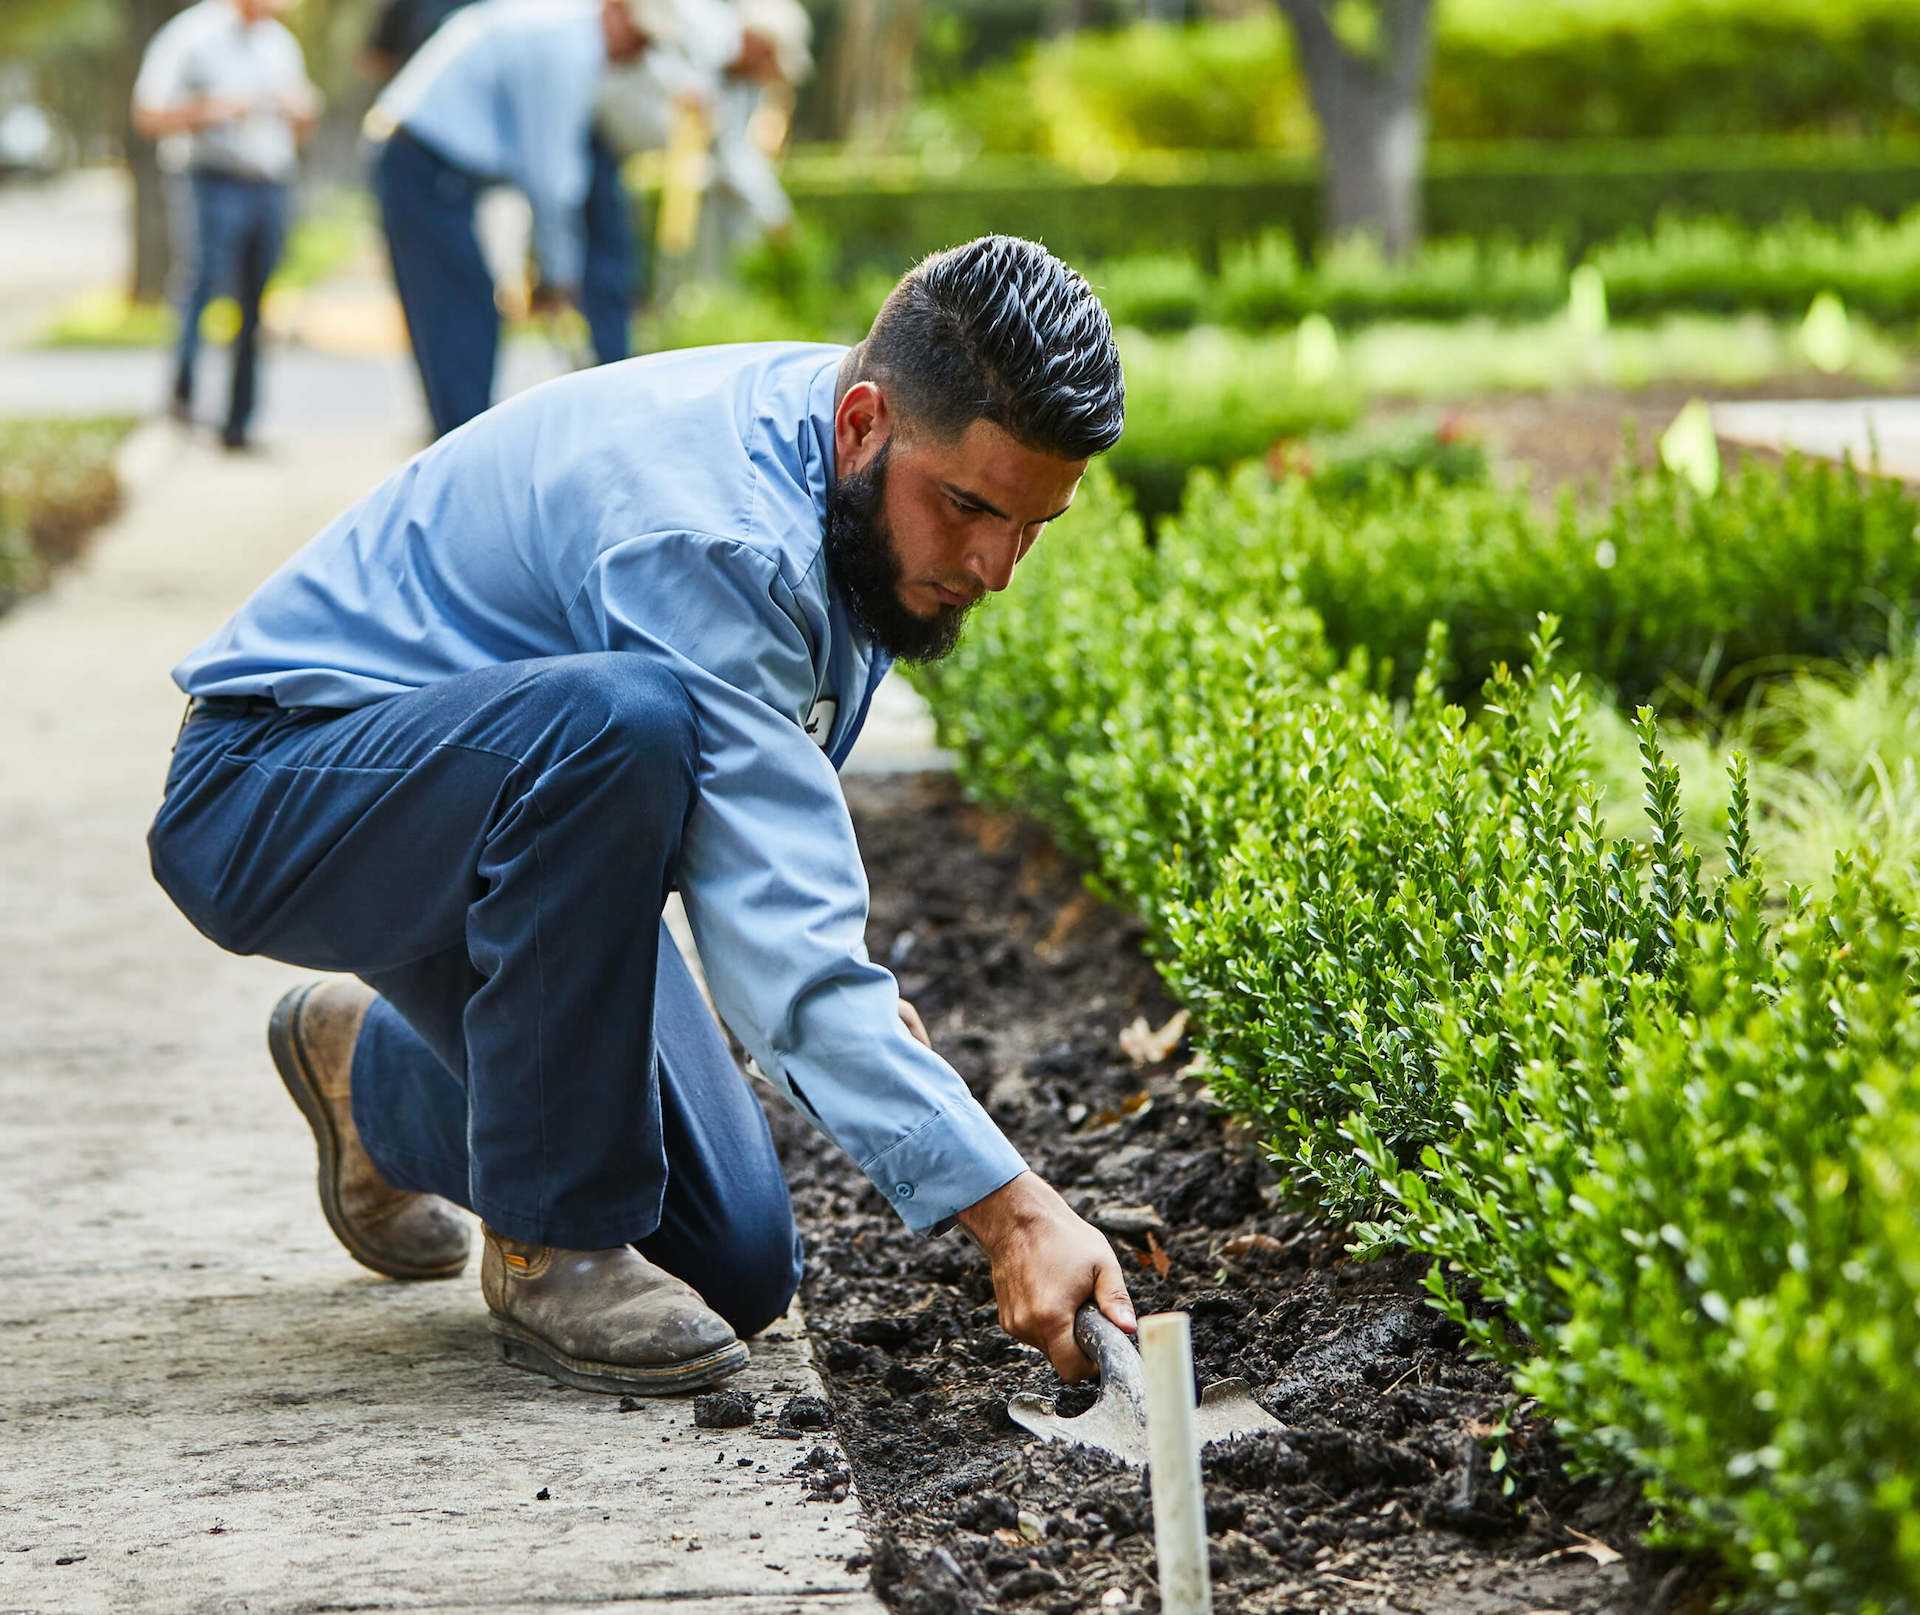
[
  {"x1": 133, "y1": 0, "x2": 320, "y2": 450},
  {"x1": 149, "y1": 238, "x2": 1137, "y2": 1398},
  {"x1": 365, "y1": 0, "x2": 682, "y2": 436}
]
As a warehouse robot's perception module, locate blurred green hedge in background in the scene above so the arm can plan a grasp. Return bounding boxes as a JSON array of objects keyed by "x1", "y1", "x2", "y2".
[
  {"x1": 923, "y1": 0, "x2": 1920, "y2": 163},
  {"x1": 0, "y1": 418, "x2": 131, "y2": 609},
  {"x1": 774, "y1": 142, "x2": 1920, "y2": 275}
]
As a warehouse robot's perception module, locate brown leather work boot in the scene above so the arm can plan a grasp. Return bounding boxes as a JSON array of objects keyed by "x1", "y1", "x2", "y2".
[
  {"x1": 481, "y1": 1228, "x2": 749, "y2": 1395},
  {"x1": 268, "y1": 980, "x2": 471, "y2": 1280}
]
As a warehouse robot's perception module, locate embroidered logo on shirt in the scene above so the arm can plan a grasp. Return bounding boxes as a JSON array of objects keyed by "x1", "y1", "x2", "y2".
[{"x1": 803, "y1": 697, "x2": 837, "y2": 749}]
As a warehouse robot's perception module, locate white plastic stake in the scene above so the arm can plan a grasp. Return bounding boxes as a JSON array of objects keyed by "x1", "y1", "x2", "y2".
[{"x1": 1139, "y1": 1312, "x2": 1213, "y2": 1615}]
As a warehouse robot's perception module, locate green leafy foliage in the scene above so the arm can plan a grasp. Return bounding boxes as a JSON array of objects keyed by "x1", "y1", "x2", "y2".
[
  {"x1": 915, "y1": 464, "x2": 1920, "y2": 1613},
  {"x1": 919, "y1": 0, "x2": 1920, "y2": 159},
  {"x1": 775, "y1": 142, "x2": 1920, "y2": 281},
  {"x1": 0, "y1": 417, "x2": 131, "y2": 607},
  {"x1": 1104, "y1": 209, "x2": 1920, "y2": 332},
  {"x1": 1194, "y1": 450, "x2": 1920, "y2": 711}
]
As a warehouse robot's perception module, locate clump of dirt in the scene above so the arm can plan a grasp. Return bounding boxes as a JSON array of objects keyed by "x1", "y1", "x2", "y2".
[
  {"x1": 693, "y1": 1390, "x2": 756, "y2": 1429},
  {"x1": 767, "y1": 772, "x2": 1718, "y2": 1614}
]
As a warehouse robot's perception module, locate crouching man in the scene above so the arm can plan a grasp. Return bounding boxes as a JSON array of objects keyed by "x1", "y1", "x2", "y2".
[{"x1": 148, "y1": 236, "x2": 1138, "y2": 1396}]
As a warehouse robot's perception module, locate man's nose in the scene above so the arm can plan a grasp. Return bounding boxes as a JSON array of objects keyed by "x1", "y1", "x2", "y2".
[{"x1": 963, "y1": 528, "x2": 1022, "y2": 594}]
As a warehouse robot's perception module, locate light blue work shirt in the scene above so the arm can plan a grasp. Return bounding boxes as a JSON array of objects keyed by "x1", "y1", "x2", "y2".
[
  {"x1": 370, "y1": 0, "x2": 605, "y2": 289},
  {"x1": 174, "y1": 342, "x2": 1030, "y2": 1232}
]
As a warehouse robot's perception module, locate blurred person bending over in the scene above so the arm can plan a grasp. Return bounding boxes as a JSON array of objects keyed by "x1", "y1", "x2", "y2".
[
  {"x1": 360, "y1": 0, "x2": 479, "y2": 82},
  {"x1": 365, "y1": 0, "x2": 680, "y2": 438},
  {"x1": 148, "y1": 238, "x2": 1138, "y2": 1399},
  {"x1": 594, "y1": 0, "x2": 809, "y2": 258},
  {"x1": 133, "y1": 0, "x2": 321, "y2": 452},
  {"x1": 709, "y1": 0, "x2": 811, "y2": 248}
]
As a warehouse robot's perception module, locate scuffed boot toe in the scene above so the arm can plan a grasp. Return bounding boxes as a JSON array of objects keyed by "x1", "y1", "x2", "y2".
[{"x1": 481, "y1": 1230, "x2": 748, "y2": 1395}]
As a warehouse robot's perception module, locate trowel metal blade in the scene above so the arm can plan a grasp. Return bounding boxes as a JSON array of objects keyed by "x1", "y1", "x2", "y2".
[
  {"x1": 1194, "y1": 1378, "x2": 1286, "y2": 1446},
  {"x1": 1007, "y1": 1389, "x2": 1153, "y2": 1467},
  {"x1": 1007, "y1": 1378, "x2": 1281, "y2": 1468}
]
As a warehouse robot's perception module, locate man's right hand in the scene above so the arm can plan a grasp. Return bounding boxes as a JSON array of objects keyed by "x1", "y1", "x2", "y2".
[{"x1": 956, "y1": 1171, "x2": 1135, "y2": 1380}]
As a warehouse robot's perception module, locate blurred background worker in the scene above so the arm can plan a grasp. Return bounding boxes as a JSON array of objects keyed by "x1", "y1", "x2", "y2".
[
  {"x1": 360, "y1": 0, "x2": 479, "y2": 83},
  {"x1": 706, "y1": 0, "x2": 811, "y2": 250},
  {"x1": 364, "y1": 0, "x2": 680, "y2": 439},
  {"x1": 596, "y1": 0, "x2": 810, "y2": 280},
  {"x1": 131, "y1": 0, "x2": 320, "y2": 452}
]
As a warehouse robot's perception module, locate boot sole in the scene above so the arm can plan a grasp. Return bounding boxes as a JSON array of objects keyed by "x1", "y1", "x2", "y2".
[
  {"x1": 269, "y1": 983, "x2": 468, "y2": 1282},
  {"x1": 489, "y1": 1316, "x2": 751, "y2": 1395}
]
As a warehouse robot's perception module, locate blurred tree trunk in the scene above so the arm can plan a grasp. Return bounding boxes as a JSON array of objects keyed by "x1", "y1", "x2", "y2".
[
  {"x1": 830, "y1": 0, "x2": 922, "y2": 146},
  {"x1": 1276, "y1": 0, "x2": 1435, "y2": 260},
  {"x1": 121, "y1": 0, "x2": 190, "y2": 303}
]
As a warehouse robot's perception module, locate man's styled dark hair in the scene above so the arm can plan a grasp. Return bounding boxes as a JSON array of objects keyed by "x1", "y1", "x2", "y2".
[{"x1": 857, "y1": 236, "x2": 1124, "y2": 459}]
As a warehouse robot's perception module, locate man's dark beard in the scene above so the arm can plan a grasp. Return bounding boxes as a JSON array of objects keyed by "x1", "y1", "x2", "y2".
[{"x1": 824, "y1": 440, "x2": 974, "y2": 664}]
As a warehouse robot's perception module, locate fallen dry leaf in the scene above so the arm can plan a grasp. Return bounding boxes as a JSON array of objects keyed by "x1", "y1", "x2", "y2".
[
  {"x1": 1540, "y1": 1530, "x2": 1623, "y2": 1567},
  {"x1": 1221, "y1": 1232, "x2": 1284, "y2": 1259},
  {"x1": 1037, "y1": 889, "x2": 1099, "y2": 957},
  {"x1": 1119, "y1": 1008, "x2": 1189, "y2": 1066},
  {"x1": 1119, "y1": 1090, "x2": 1154, "y2": 1117},
  {"x1": 1131, "y1": 1231, "x2": 1172, "y2": 1279},
  {"x1": 962, "y1": 808, "x2": 1019, "y2": 855}
]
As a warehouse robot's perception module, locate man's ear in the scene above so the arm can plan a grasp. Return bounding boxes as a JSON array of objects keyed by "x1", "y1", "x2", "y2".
[{"x1": 834, "y1": 380, "x2": 891, "y2": 475}]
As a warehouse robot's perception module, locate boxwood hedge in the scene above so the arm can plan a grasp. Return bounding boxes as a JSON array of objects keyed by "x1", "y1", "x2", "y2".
[{"x1": 914, "y1": 467, "x2": 1920, "y2": 1612}]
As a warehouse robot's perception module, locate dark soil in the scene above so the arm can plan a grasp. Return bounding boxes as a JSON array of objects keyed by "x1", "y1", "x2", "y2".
[{"x1": 772, "y1": 772, "x2": 1720, "y2": 1615}]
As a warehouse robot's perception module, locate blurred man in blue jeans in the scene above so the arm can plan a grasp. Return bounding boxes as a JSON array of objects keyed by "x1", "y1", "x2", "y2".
[
  {"x1": 133, "y1": 0, "x2": 320, "y2": 451},
  {"x1": 364, "y1": 0, "x2": 697, "y2": 438}
]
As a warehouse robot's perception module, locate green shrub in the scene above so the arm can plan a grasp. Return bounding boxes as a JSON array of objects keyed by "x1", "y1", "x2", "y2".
[
  {"x1": 1185, "y1": 451, "x2": 1920, "y2": 711},
  {"x1": 1589, "y1": 208, "x2": 1920, "y2": 321},
  {"x1": 0, "y1": 417, "x2": 131, "y2": 606},
  {"x1": 1104, "y1": 335, "x2": 1357, "y2": 519},
  {"x1": 915, "y1": 466, "x2": 1920, "y2": 1611},
  {"x1": 926, "y1": 13, "x2": 1308, "y2": 165},
  {"x1": 776, "y1": 142, "x2": 1920, "y2": 279},
  {"x1": 1581, "y1": 646, "x2": 1920, "y2": 906},
  {"x1": 1088, "y1": 210, "x2": 1920, "y2": 334},
  {"x1": 1090, "y1": 252, "x2": 1213, "y2": 333},
  {"x1": 1308, "y1": 234, "x2": 1566, "y2": 324},
  {"x1": 1216, "y1": 232, "x2": 1309, "y2": 327},
  {"x1": 920, "y1": 1, "x2": 1920, "y2": 159}
]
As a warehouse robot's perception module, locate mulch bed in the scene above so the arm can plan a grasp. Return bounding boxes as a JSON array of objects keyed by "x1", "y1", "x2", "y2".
[{"x1": 766, "y1": 772, "x2": 1719, "y2": 1615}]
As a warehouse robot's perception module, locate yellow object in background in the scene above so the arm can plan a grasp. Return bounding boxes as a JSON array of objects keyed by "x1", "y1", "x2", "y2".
[
  {"x1": 1568, "y1": 264, "x2": 1609, "y2": 339},
  {"x1": 657, "y1": 99, "x2": 712, "y2": 258},
  {"x1": 1801, "y1": 291, "x2": 1853, "y2": 374},
  {"x1": 1660, "y1": 397, "x2": 1721, "y2": 498}
]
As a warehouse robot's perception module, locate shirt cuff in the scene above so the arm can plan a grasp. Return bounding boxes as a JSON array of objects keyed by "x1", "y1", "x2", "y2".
[{"x1": 860, "y1": 1101, "x2": 1027, "y2": 1235}]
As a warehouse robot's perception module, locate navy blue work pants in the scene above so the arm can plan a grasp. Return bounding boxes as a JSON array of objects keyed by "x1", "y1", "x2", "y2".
[
  {"x1": 373, "y1": 130, "x2": 636, "y2": 439},
  {"x1": 148, "y1": 655, "x2": 801, "y2": 1337},
  {"x1": 173, "y1": 169, "x2": 289, "y2": 444}
]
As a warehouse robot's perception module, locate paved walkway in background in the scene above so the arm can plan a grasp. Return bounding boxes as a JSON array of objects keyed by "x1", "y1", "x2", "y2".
[
  {"x1": 1712, "y1": 396, "x2": 1920, "y2": 480},
  {"x1": 0, "y1": 424, "x2": 886, "y2": 1615}
]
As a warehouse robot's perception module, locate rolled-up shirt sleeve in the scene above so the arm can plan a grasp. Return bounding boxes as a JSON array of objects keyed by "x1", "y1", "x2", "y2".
[{"x1": 572, "y1": 530, "x2": 1029, "y2": 1231}]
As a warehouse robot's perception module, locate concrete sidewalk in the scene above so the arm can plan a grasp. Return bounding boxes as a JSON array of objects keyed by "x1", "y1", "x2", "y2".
[
  {"x1": 0, "y1": 425, "x2": 882, "y2": 1615},
  {"x1": 1712, "y1": 396, "x2": 1920, "y2": 480}
]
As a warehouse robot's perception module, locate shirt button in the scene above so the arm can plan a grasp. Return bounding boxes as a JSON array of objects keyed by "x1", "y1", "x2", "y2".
[{"x1": 893, "y1": 1183, "x2": 914, "y2": 1200}]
